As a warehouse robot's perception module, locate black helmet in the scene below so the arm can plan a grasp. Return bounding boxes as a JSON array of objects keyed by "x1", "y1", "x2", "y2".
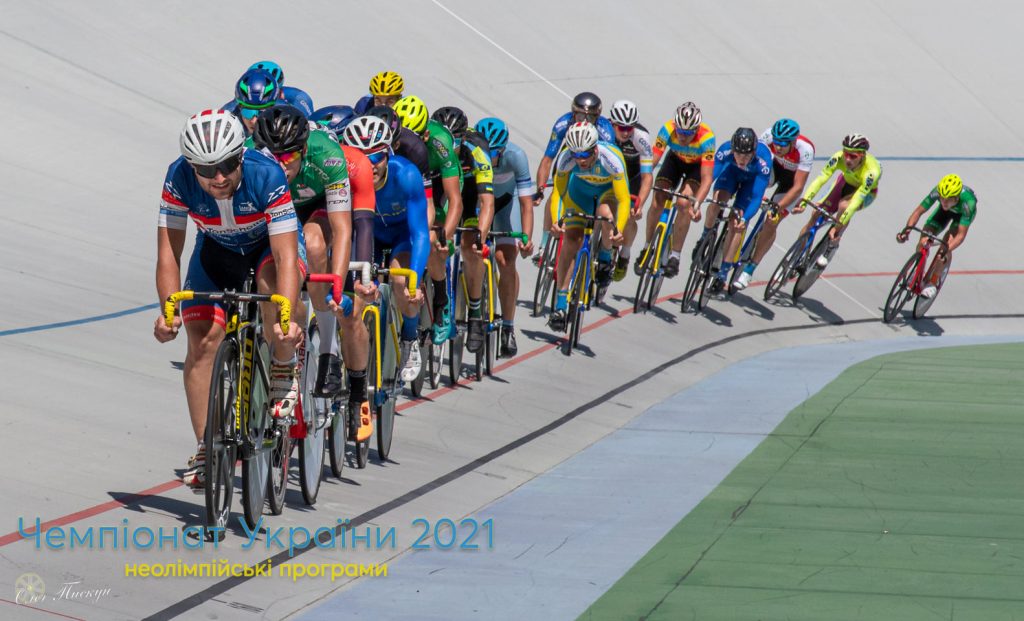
[
  {"x1": 252, "y1": 104, "x2": 309, "y2": 154},
  {"x1": 367, "y1": 105, "x2": 402, "y2": 147},
  {"x1": 731, "y1": 127, "x2": 758, "y2": 155},
  {"x1": 571, "y1": 91, "x2": 602, "y2": 115},
  {"x1": 431, "y1": 106, "x2": 469, "y2": 139}
]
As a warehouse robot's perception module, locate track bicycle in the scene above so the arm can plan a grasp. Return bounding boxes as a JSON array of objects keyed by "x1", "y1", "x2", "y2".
[{"x1": 882, "y1": 226, "x2": 952, "y2": 322}]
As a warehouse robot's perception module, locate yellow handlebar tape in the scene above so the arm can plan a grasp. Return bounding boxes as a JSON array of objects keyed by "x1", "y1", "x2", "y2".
[
  {"x1": 163, "y1": 291, "x2": 194, "y2": 327},
  {"x1": 270, "y1": 294, "x2": 291, "y2": 335},
  {"x1": 387, "y1": 268, "x2": 418, "y2": 295}
]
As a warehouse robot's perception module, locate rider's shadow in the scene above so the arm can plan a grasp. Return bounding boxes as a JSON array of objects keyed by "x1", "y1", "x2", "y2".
[
  {"x1": 699, "y1": 304, "x2": 733, "y2": 327},
  {"x1": 520, "y1": 328, "x2": 562, "y2": 346},
  {"x1": 729, "y1": 293, "x2": 776, "y2": 321},
  {"x1": 910, "y1": 315, "x2": 944, "y2": 336},
  {"x1": 794, "y1": 296, "x2": 845, "y2": 325}
]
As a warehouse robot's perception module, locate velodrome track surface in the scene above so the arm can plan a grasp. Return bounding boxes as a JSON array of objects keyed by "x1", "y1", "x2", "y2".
[{"x1": 2, "y1": 1, "x2": 1023, "y2": 619}]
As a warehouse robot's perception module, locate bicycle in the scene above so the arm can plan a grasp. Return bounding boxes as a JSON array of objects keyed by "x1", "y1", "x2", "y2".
[
  {"x1": 450, "y1": 225, "x2": 498, "y2": 381},
  {"x1": 300, "y1": 263, "x2": 372, "y2": 497},
  {"x1": 555, "y1": 213, "x2": 617, "y2": 355},
  {"x1": 726, "y1": 199, "x2": 779, "y2": 294},
  {"x1": 883, "y1": 226, "x2": 952, "y2": 323},
  {"x1": 763, "y1": 199, "x2": 841, "y2": 302},
  {"x1": 531, "y1": 231, "x2": 561, "y2": 317},
  {"x1": 679, "y1": 197, "x2": 733, "y2": 313},
  {"x1": 482, "y1": 230, "x2": 529, "y2": 363},
  {"x1": 163, "y1": 272, "x2": 291, "y2": 536},
  {"x1": 634, "y1": 192, "x2": 684, "y2": 314}
]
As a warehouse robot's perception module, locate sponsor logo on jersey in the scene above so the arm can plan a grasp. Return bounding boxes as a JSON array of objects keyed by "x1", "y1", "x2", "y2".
[
  {"x1": 434, "y1": 141, "x2": 450, "y2": 159},
  {"x1": 237, "y1": 201, "x2": 257, "y2": 213},
  {"x1": 323, "y1": 157, "x2": 343, "y2": 167},
  {"x1": 297, "y1": 186, "x2": 317, "y2": 199},
  {"x1": 268, "y1": 184, "x2": 290, "y2": 204}
]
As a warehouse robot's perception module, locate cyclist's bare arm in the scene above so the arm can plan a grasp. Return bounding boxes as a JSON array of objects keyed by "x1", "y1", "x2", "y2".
[
  {"x1": 441, "y1": 175, "x2": 463, "y2": 240},
  {"x1": 518, "y1": 194, "x2": 535, "y2": 255},
  {"x1": 534, "y1": 155, "x2": 553, "y2": 203},
  {"x1": 636, "y1": 171, "x2": 654, "y2": 214},
  {"x1": 154, "y1": 226, "x2": 186, "y2": 341},
  {"x1": 328, "y1": 210, "x2": 353, "y2": 279}
]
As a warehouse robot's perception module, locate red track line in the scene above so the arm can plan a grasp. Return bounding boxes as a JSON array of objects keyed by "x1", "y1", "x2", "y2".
[
  {"x1": 5, "y1": 267, "x2": 1023, "y2": 548},
  {"x1": 0, "y1": 597, "x2": 88, "y2": 621}
]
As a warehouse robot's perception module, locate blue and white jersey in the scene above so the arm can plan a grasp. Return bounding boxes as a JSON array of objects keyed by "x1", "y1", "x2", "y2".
[
  {"x1": 372, "y1": 154, "x2": 430, "y2": 277},
  {"x1": 159, "y1": 149, "x2": 298, "y2": 255},
  {"x1": 712, "y1": 140, "x2": 773, "y2": 221},
  {"x1": 543, "y1": 113, "x2": 615, "y2": 159},
  {"x1": 492, "y1": 143, "x2": 535, "y2": 200}
]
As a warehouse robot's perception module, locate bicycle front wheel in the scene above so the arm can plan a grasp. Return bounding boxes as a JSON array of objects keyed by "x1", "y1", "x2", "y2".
[
  {"x1": 633, "y1": 242, "x2": 655, "y2": 314},
  {"x1": 765, "y1": 233, "x2": 809, "y2": 302},
  {"x1": 566, "y1": 256, "x2": 588, "y2": 354},
  {"x1": 447, "y1": 273, "x2": 467, "y2": 385},
  {"x1": 241, "y1": 333, "x2": 272, "y2": 532},
  {"x1": 532, "y1": 236, "x2": 557, "y2": 317},
  {"x1": 205, "y1": 338, "x2": 239, "y2": 534},
  {"x1": 883, "y1": 254, "x2": 919, "y2": 323},
  {"x1": 376, "y1": 285, "x2": 398, "y2": 463},
  {"x1": 698, "y1": 231, "x2": 727, "y2": 310},
  {"x1": 298, "y1": 319, "x2": 326, "y2": 505},
  {"x1": 793, "y1": 234, "x2": 835, "y2": 300},
  {"x1": 483, "y1": 263, "x2": 497, "y2": 375}
]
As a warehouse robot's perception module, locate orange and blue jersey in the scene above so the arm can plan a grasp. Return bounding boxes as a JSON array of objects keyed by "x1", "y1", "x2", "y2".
[
  {"x1": 159, "y1": 148, "x2": 299, "y2": 255},
  {"x1": 653, "y1": 121, "x2": 716, "y2": 167}
]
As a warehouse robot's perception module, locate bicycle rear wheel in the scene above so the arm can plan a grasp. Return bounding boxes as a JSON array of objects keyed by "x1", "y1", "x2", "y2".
[
  {"x1": 299, "y1": 319, "x2": 326, "y2": 505},
  {"x1": 204, "y1": 338, "x2": 238, "y2": 535},
  {"x1": 483, "y1": 263, "x2": 497, "y2": 376},
  {"x1": 697, "y1": 231, "x2": 727, "y2": 310},
  {"x1": 447, "y1": 273, "x2": 467, "y2": 385},
  {"x1": 531, "y1": 236, "x2": 557, "y2": 316},
  {"x1": 633, "y1": 244, "x2": 654, "y2": 314},
  {"x1": 765, "y1": 233, "x2": 809, "y2": 301},
  {"x1": 681, "y1": 235, "x2": 708, "y2": 313},
  {"x1": 327, "y1": 388, "x2": 346, "y2": 479},
  {"x1": 565, "y1": 257, "x2": 587, "y2": 354},
  {"x1": 241, "y1": 332, "x2": 272, "y2": 532},
  {"x1": 352, "y1": 313, "x2": 375, "y2": 469},
  {"x1": 376, "y1": 286, "x2": 398, "y2": 463},
  {"x1": 883, "y1": 254, "x2": 918, "y2": 323},
  {"x1": 913, "y1": 254, "x2": 952, "y2": 319}
]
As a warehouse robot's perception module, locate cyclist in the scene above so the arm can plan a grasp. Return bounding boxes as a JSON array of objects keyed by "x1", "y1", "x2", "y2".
[
  {"x1": 533, "y1": 92, "x2": 615, "y2": 264},
  {"x1": 648, "y1": 102, "x2": 715, "y2": 278},
  {"x1": 154, "y1": 110, "x2": 304, "y2": 490},
  {"x1": 475, "y1": 117, "x2": 535, "y2": 356},
  {"x1": 547, "y1": 122, "x2": 629, "y2": 331},
  {"x1": 342, "y1": 116, "x2": 429, "y2": 383},
  {"x1": 734, "y1": 118, "x2": 815, "y2": 290},
  {"x1": 607, "y1": 99, "x2": 653, "y2": 281},
  {"x1": 251, "y1": 105, "x2": 376, "y2": 400},
  {"x1": 368, "y1": 105, "x2": 431, "y2": 193},
  {"x1": 393, "y1": 95, "x2": 464, "y2": 346},
  {"x1": 247, "y1": 60, "x2": 315, "y2": 116},
  {"x1": 310, "y1": 105, "x2": 357, "y2": 141},
  {"x1": 707, "y1": 127, "x2": 773, "y2": 293},
  {"x1": 354, "y1": 70, "x2": 405, "y2": 115},
  {"x1": 800, "y1": 133, "x2": 882, "y2": 268},
  {"x1": 232, "y1": 68, "x2": 280, "y2": 133},
  {"x1": 431, "y1": 106, "x2": 495, "y2": 353},
  {"x1": 897, "y1": 174, "x2": 975, "y2": 298}
]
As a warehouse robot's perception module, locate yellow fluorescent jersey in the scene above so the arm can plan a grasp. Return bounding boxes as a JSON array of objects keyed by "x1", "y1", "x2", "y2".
[
  {"x1": 803, "y1": 150, "x2": 883, "y2": 220},
  {"x1": 552, "y1": 142, "x2": 631, "y2": 232}
]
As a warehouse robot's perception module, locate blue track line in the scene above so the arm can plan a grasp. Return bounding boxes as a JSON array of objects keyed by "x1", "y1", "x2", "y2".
[
  {"x1": 0, "y1": 303, "x2": 158, "y2": 337},
  {"x1": 814, "y1": 155, "x2": 1024, "y2": 162}
]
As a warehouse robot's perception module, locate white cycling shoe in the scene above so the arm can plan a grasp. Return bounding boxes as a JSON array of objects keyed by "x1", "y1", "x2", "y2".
[
  {"x1": 920, "y1": 285, "x2": 937, "y2": 299},
  {"x1": 816, "y1": 254, "x2": 829, "y2": 268},
  {"x1": 734, "y1": 272, "x2": 752, "y2": 290},
  {"x1": 400, "y1": 340, "x2": 422, "y2": 382}
]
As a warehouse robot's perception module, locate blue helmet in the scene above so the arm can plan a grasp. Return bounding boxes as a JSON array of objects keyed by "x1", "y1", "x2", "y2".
[
  {"x1": 235, "y1": 68, "x2": 280, "y2": 109},
  {"x1": 282, "y1": 86, "x2": 314, "y2": 117},
  {"x1": 311, "y1": 105, "x2": 357, "y2": 138},
  {"x1": 248, "y1": 61, "x2": 284, "y2": 86},
  {"x1": 771, "y1": 118, "x2": 800, "y2": 144},
  {"x1": 475, "y1": 117, "x2": 509, "y2": 151}
]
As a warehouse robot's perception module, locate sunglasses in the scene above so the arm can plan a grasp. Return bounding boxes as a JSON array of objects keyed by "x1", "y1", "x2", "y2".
[
  {"x1": 366, "y1": 150, "x2": 389, "y2": 165},
  {"x1": 192, "y1": 152, "x2": 243, "y2": 179},
  {"x1": 237, "y1": 103, "x2": 273, "y2": 120},
  {"x1": 843, "y1": 149, "x2": 865, "y2": 158},
  {"x1": 614, "y1": 124, "x2": 634, "y2": 134},
  {"x1": 572, "y1": 148, "x2": 596, "y2": 160},
  {"x1": 273, "y1": 150, "x2": 302, "y2": 166},
  {"x1": 573, "y1": 112, "x2": 598, "y2": 123},
  {"x1": 774, "y1": 139, "x2": 792, "y2": 148},
  {"x1": 489, "y1": 147, "x2": 505, "y2": 160},
  {"x1": 675, "y1": 128, "x2": 697, "y2": 137}
]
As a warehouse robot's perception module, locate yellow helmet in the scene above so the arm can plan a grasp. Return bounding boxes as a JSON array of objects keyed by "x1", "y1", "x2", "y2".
[
  {"x1": 369, "y1": 71, "x2": 404, "y2": 97},
  {"x1": 394, "y1": 95, "x2": 429, "y2": 134},
  {"x1": 937, "y1": 174, "x2": 962, "y2": 198}
]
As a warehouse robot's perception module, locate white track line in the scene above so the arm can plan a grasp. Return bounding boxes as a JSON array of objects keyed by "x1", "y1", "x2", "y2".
[
  {"x1": 771, "y1": 241, "x2": 880, "y2": 318},
  {"x1": 430, "y1": 0, "x2": 570, "y2": 99}
]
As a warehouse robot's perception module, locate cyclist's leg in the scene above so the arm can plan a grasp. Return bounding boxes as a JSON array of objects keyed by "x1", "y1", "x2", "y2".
[
  {"x1": 670, "y1": 164, "x2": 702, "y2": 254},
  {"x1": 620, "y1": 174, "x2": 641, "y2": 262},
  {"x1": 649, "y1": 157, "x2": 683, "y2": 245},
  {"x1": 492, "y1": 199, "x2": 520, "y2": 353},
  {"x1": 257, "y1": 242, "x2": 308, "y2": 418},
  {"x1": 552, "y1": 195, "x2": 586, "y2": 326},
  {"x1": 595, "y1": 192, "x2": 618, "y2": 287},
  {"x1": 427, "y1": 200, "x2": 451, "y2": 339},
  {"x1": 390, "y1": 246, "x2": 424, "y2": 378}
]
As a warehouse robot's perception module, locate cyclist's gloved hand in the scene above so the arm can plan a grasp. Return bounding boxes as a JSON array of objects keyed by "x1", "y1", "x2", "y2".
[
  {"x1": 838, "y1": 208, "x2": 855, "y2": 227},
  {"x1": 327, "y1": 294, "x2": 354, "y2": 317},
  {"x1": 896, "y1": 229, "x2": 909, "y2": 243}
]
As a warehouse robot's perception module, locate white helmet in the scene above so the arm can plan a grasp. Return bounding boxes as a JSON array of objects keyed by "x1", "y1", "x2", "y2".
[
  {"x1": 564, "y1": 121, "x2": 598, "y2": 152},
  {"x1": 342, "y1": 115, "x2": 393, "y2": 153},
  {"x1": 674, "y1": 102, "x2": 702, "y2": 131},
  {"x1": 609, "y1": 99, "x2": 639, "y2": 127},
  {"x1": 180, "y1": 109, "x2": 245, "y2": 165}
]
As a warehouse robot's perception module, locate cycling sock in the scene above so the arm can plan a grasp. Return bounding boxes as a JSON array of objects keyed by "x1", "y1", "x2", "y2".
[
  {"x1": 555, "y1": 289, "x2": 568, "y2": 312},
  {"x1": 401, "y1": 316, "x2": 418, "y2": 341},
  {"x1": 718, "y1": 262, "x2": 733, "y2": 279},
  {"x1": 317, "y1": 313, "x2": 337, "y2": 355},
  {"x1": 502, "y1": 319, "x2": 514, "y2": 329},
  {"x1": 619, "y1": 247, "x2": 631, "y2": 259},
  {"x1": 272, "y1": 354, "x2": 297, "y2": 367},
  {"x1": 743, "y1": 261, "x2": 758, "y2": 275},
  {"x1": 347, "y1": 368, "x2": 367, "y2": 402},
  {"x1": 468, "y1": 296, "x2": 482, "y2": 318},
  {"x1": 670, "y1": 251, "x2": 681, "y2": 261}
]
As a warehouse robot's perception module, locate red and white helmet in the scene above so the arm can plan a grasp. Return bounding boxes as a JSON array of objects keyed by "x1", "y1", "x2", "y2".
[{"x1": 179, "y1": 110, "x2": 245, "y2": 165}]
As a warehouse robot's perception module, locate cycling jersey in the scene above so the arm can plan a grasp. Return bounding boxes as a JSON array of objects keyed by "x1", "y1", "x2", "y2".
[
  {"x1": 373, "y1": 155, "x2": 430, "y2": 278},
  {"x1": 552, "y1": 141, "x2": 631, "y2": 232},
  {"x1": 159, "y1": 149, "x2": 298, "y2": 254},
  {"x1": 395, "y1": 126, "x2": 431, "y2": 193},
  {"x1": 712, "y1": 141, "x2": 773, "y2": 221},
  {"x1": 614, "y1": 122, "x2": 654, "y2": 180},
  {"x1": 758, "y1": 128, "x2": 815, "y2": 173},
  {"x1": 459, "y1": 131, "x2": 494, "y2": 193},
  {"x1": 282, "y1": 86, "x2": 314, "y2": 117},
  {"x1": 492, "y1": 142, "x2": 535, "y2": 203},
  {"x1": 921, "y1": 185, "x2": 977, "y2": 228},
  {"x1": 543, "y1": 113, "x2": 615, "y2": 159},
  {"x1": 425, "y1": 119, "x2": 461, "y2": 181},
  {"x1": 653, "y1": 121, "x2": 716, "y2": 166},
  {"x1": 803, "y1": 151, "x2": 883, "y2": 225},
  {"x1": 339, "y1": 144, "x2": 375, "y2": 215}
]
